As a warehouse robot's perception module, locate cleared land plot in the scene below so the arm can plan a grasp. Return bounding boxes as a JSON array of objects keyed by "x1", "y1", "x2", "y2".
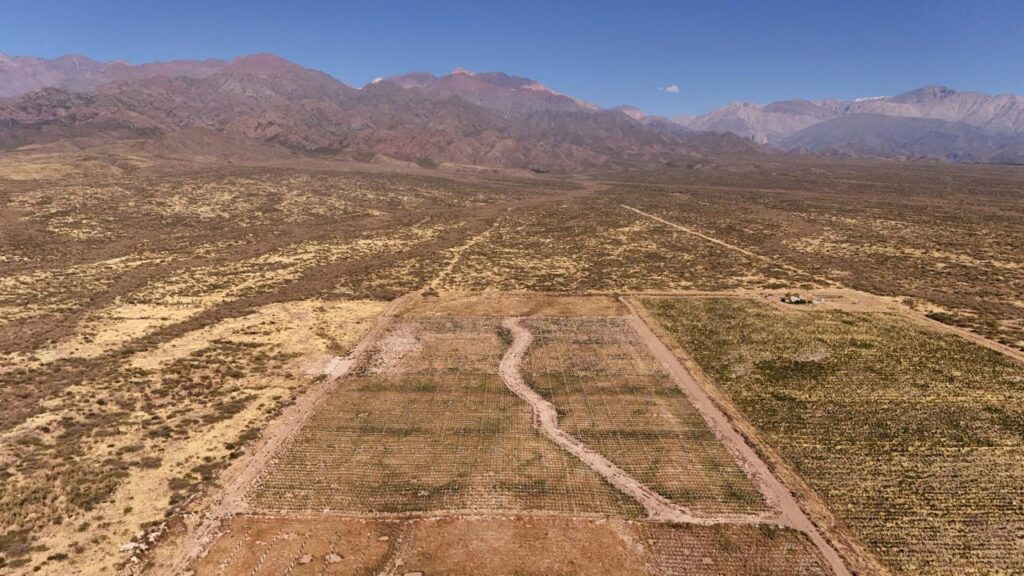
[
  {"x1": 194, "y1": 515, "x2": 830, "y2": 576},
  {"x1": 521, "y1": 317, "x2": 769, "y2": 516},
  {"x1": 249, "y1": 316, "x2": 642, "y2": 516},
  {"x1": 399, "y1": 291, "x2": 628, "y2": 318},
  {"x1": 190, "y1": 516, "x2": 394, "y2": 575},
  {"x1": 643, "y1": 297, "x2": 1024, "y2": 575}
]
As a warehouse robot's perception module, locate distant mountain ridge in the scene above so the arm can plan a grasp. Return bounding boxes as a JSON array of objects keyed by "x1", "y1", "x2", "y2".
[
  {"x1": 2, "y1": 52, "x2": 1021, "y2": 166},
  {"x1": 676, "y1": 86, "x2": 1024, "y2": 143},
  {"x1": 780, "y1": 114, "x2": 1024, "y2": 163},
  {"x1": 3, "y1": 53, "x2": 761, "y2": 171},
  {"x1": 0, "y1": 52, "x2": 229, "y2": 98},
  {"x1": 382, "y1": 69, "x2": 600, "y2": 115},
  {"x1": 674, "y1": 86, "x2": 1024, "y2": 163}
]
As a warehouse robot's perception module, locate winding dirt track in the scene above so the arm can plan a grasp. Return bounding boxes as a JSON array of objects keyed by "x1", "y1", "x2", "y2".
[
  {"x1": 499, "y1": 315, "x2": 852, "y2": 576},
  {"x1": 427, "y1": 221, "x2": 499, "y2": 290},
  {"x1": 499, "y1": 318, "x2": 713, "y2": 524}
]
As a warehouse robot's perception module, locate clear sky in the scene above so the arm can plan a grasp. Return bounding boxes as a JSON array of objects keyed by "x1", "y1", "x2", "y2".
[{"x1": 4, "y1": 0, "x2": 1022, "y2": 116}]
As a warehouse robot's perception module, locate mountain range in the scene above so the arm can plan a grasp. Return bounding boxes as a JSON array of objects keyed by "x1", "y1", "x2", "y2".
[
  {"x1": 2, "y1": 52, "x2": 1023, "y2": 169},
  {"x1": 676, "y1": 86, "x2": 1024, "y2": 162}
]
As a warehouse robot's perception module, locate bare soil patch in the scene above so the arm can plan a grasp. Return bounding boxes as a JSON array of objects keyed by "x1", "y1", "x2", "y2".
[
  {"x1": 192, "y1": 515, "x2": 831, "y2": 576},
  {"x1": 399, "y1": 291, "x2": 628, "y2": 318},
  {"x1": 190, "y1": 515, "x2": 394, "y2": 575}
]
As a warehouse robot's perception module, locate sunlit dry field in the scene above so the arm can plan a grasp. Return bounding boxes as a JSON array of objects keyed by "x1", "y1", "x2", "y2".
[
  {"x1": 643, "y1": 296, "x2": 1024, "y2": 575},
  {"x1": 0, "y1": 297, "x2": 385, "y2": 574},
  {"x1": 249, "y1": 315, "x2": 643, "y2": 516},
  {"x1": 2, "y1": 148, "x2": 1023, "y2": 574},
  {"x1": 521, "y1": 317, "x2": 768, "y2": 515},
  {"x1": 613, "y1": 158, "x2": 1024, "y2": 349}
]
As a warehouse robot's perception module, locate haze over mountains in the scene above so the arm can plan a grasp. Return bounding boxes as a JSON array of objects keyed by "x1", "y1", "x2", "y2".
[
  {"x1": 677, "y1": 86, "x2": 1024, "y2": 163},
  {"x1": 2, "y1": 52, "x2": 1023, "y2": 169}
]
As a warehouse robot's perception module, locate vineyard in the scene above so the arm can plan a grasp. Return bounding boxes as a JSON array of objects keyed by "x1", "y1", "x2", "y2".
[
  {"x1": 640, "y1": 523, "x2": 830, "y2": 575},
  {"x1": 214, "y1": 294, "x2": 849, "y2": 575},
  {"x1": 643, "y1": 296, "x2": 1024, "y2": 575},
  {"x1": 248, "y1": 316, "x2": 643, "y2": 516},
  {"x1": 521, "y1": 317, "x2": 768, "y2": 515}
]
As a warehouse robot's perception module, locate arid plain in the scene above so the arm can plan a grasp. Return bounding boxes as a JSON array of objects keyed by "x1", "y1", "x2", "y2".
[{"x1": 1, "y1": 144, "x2": 1023, "y2": 576}]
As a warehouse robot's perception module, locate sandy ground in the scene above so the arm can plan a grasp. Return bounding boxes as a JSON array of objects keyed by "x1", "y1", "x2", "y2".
[
  {"x1": 144, "y1": 291, "x2": 879, "y2": 576},
  {"x1": 141, "y1": 295, "x2": 411, "y2": 575},
  {"x1": 191, "y1": 515, "x2": 831, "y2": 576}
]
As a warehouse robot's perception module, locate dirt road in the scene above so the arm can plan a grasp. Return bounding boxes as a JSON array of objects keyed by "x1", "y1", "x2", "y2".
[
  {"x1": 426, "y1": 221, "x2": 499, "y2": 290},
  {"x1": 621, "y1": 204, "x2": 839, "y2": 288}
]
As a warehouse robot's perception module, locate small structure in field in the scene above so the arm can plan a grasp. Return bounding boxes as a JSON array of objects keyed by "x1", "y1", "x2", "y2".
[{"x1": 781, "y1": 294, "x2": 819, "y2": 305}]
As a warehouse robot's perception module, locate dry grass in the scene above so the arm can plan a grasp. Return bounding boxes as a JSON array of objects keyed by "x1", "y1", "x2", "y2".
[
  {"x1": 0, "y1": 252, "x2": 175, "y2": 328},
  {"x1": 615, "y1": 158, "x2": 1024, "y2": 350},
  {"x1": 0, "y1": 299, "x2": 383, "y2": 574},
  {"x1": 129, "y1": 299, "x2": 385, "y2": 371},
  {"x1": 437, "y1": 195, "x2": 822, "y2": 292}
]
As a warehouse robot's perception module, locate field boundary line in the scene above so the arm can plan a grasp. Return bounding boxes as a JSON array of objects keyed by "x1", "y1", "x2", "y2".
[
  {"x1": 619, "y1": 297, "x2": 856, "y2": 576},
  {"x1": 147, "y1": 293, "x2": 413, "y2": 576}
]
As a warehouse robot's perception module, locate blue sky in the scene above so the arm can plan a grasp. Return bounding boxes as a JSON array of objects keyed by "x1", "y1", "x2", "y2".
[{"x1": 4, "y1": 0, "x2": 1022, "y2": 116}]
